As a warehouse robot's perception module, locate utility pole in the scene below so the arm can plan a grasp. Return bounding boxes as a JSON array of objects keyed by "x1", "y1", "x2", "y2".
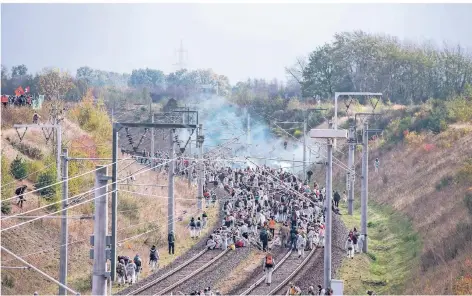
[
  {"x1": 324, "y1": 138, "x2": 333, "y2": 290},
  {"x1": 187, "y1": 137, "x2": 192, "y2": 188},
  {"x1": 303, "y1": 116, "x2": 307, "y2": 183},
  {"x1": 59, "y1": 148, "x2": 69, "y2": 295},
  {"x1": 110, "y1": 118, "x2": 198, "y2": 281},
  {"x1": 347, "y1": 126, "x2": 355, "y2": 215},
  {"x1": 361, "y1": 121, "x2": 369, "y2": 253},
  {"x1": 310, "y1": 128, "x2": 347, "y2": 291},
  {"x1": 56, "y1": 121, "x2": 62, "y2": 182},
  {"x1": 168, "y1": 129, "x2": 176, "y2": 234},
  {"x1": 247, "y1": 112, "x2": 251, "y2": 156},
  {"x1": 151, "y1": 115, "x2": 155, "y2": 170},
  {"x1": 13, "y1": 124, "x2": 61, "y2": 183},
  {"x1": 292, "y1": 154, "x2": 295, "y2": 175},
  {"x1": 110, "y1": 126, "x2": 118, "y2": 281},
  {"x1": 197, "y1": 124, "x2": 204, "y2": 210},
  {"x1": 91, "y1": 166, "x2": 109, "y2": 296}
]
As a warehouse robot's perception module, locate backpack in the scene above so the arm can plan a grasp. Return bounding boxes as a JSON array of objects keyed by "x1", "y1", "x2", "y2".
[
  {"x1": 265, "y1": 255, "x2": 274, "y2": 268},
  {"x1": 134, "y1": 256, "x2": 141, "y2": 267},
  {"x1": 150, "y1": 249, "x2": 158, "y2": 260},
  {"x1": 116, "y1": 263, "x2": 125, "y2": 276},
  {"x1": 196, "y1": 221, "x2": 201, "y2": 227}
]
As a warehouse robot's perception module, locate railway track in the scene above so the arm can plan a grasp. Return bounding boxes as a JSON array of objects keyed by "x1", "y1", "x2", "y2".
[
  {"x1": 241, "y1": 247, "x2": 321, "y2": 295},
  {"x1": 126, "y1": 248, "x2": 230, "y2": 295}
]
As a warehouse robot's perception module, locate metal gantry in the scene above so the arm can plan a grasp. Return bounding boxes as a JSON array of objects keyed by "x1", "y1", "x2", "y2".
[{"x1": 109, "y1": 109, "x2": 199, "y2": 282}]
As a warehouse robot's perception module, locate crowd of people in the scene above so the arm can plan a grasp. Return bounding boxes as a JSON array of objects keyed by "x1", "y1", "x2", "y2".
[
  {"x1": 114, "y1": 146, "x2": 369, "y2": 295},
  {"x1": 1, "y1": 94, "x2": 37, "y2": 107}
]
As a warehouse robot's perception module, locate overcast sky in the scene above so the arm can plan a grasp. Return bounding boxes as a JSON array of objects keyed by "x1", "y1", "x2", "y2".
[{"x1": 2, "y1": 3, "x2": 472, "y2": 84}]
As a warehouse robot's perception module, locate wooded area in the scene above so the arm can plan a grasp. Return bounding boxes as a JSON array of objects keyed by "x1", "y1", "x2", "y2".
[{"x1": 2, "y1": 31, "x2": 471, "y2": 109}]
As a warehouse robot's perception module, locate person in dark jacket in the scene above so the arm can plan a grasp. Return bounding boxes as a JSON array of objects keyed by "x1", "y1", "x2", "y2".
[
  {"x1": 149, "y1": 245, "x2": 159, "y2": 271},
  {"x1": 260, "y1": 228, "x2": 269, "y2": 252},
  {"x1": 168, "y1": 231, "x2": 175, "y2": 255},
  {"x1": 290, "y1": 227, "x2": 298, "y2": 250},
  {"x1": 333, "y1": 191, "x2": 341, "y2": 207}
]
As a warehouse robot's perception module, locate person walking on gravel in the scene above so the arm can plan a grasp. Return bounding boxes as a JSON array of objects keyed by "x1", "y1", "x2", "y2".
[{"x1": 263, "y1": 252, "x2": 275, "y2": 286}]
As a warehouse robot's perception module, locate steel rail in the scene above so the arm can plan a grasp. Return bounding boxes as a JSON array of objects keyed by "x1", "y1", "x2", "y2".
[{"x1": 126, "y1": 248, "x2": 208, "y2": 295}]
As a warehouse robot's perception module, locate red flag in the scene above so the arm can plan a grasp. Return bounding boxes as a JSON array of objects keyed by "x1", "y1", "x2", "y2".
[
  {"x1": 14, "y1": 86, "x2": 25, "y2": 96},
  {"x1": 25, "y1": 86, "x2": 30, "y2": 93}
]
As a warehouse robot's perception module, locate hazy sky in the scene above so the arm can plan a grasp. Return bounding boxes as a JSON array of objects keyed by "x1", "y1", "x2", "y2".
[{"x1": 2, "y1": 3, "x2": 472, "y2": 83}]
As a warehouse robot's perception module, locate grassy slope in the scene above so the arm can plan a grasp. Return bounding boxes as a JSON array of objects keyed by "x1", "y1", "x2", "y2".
[
  {"x1": 0, "y1": 107, "x2": 215, "y2": 295},
  {"x1": 332, "y1": 126, "x2": 472, "y2": 295},
  {"x1": 336, "y1": 201, "x2": 420, "y2": 295}
]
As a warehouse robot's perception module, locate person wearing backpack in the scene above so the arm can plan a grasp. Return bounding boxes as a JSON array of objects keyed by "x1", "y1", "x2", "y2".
[
  {"x1": 189, "y1": 217, "x2": 196, "y2": 238},
  {"x1": 196, "y1": 217, "x2": 202, "y2": 238},
  {"x1": 263, "y1": 252, "x2": 276, "y2": 286},
  {"x1": 149, "y1": 245, "x2": 159, "y2": 272},
  {"x1": 15, "y1": 185, "x2": 27, "y2": 208},
  {"x1": 133, "y1": 254, "x2": 142, "y2": 282},
  {"x1": 116, "y1": 259, "x2": 126, "y2": 286},
  {"x1": 260, "y1": 228, "x2": 269, "y2": 252}
]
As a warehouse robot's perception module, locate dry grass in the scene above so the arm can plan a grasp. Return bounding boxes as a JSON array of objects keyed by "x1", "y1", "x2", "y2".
[
  {"x1": 1, "y1": 116, "x2": 215, "y2": 295},
  {"x1": 331, "y1": 127, "x2": 472, "y2": 294}
]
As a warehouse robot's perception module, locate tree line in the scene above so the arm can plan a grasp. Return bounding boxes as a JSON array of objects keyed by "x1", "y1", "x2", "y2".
[
  {"x1": 300, "y1": 31, "x2": 472, "y2": 104},
  {"x1": 2, "y1": 30, "x2": 470, "y2": 110}
]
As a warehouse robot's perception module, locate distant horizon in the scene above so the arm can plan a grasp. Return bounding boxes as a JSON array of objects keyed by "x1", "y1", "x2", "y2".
[{"x1": 2, "y1": 3, "x2": 472, "y2": 83}]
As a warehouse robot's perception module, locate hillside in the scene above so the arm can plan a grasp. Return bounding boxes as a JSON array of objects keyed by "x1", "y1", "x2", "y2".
[
  {"x1": 0, "y1": 104, "x2": 216, "y2": 295},
  {"x1": 323, "y1": 105, "x2": 472, "y2": 294}
]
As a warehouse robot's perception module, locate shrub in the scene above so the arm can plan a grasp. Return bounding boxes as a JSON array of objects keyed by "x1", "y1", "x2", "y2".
[
  {"x1": 26, "y1": 160, "x2": 46, "y2": 183},
  {"x1": 10, "y1": 156, "x2": 28, "y2": 180},
  {"x1": 447, "y1": 96, "x2": 472, "y2": 123},
  {"x1": 457, "y1": 159, "x2": 472, "y2": 183},
  {"x1": 436, "y1": 175, "x2": 455, "y2": 191},
  {"x1": 35, "y1": 167, "x2": 58, "y2": 199},
  {"x1": 367, "y1": 252, "x2": 377, "y2": 261},
  {"x1": 404, "y1": 131, "x2": 426, "y2": 147},
  {"x1": 7, "y1": 138, "x2": 44, "y2": 160},
  {"x1": 2, "y1": 274, "x2": 15, "y2": 288},
  {"x1": 293, "y1": 130, "x2": 302, "y2": 138},
  {"x1": 382, "y1": 174, "x2": 388, "y2": 184},
  {"x1": 423, "y1": 143, "x2": 435, "y2": 152}
]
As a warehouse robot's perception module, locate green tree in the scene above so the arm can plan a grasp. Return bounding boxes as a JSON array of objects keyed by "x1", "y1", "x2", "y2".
[{"x1": 10, "y1": 156, "x2": 28, "y2": 180}]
